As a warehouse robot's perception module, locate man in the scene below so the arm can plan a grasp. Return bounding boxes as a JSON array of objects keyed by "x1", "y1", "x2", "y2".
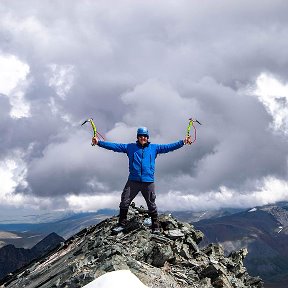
[{"x1": 92, "y1": 127, "x2": 191, "y2": 233}]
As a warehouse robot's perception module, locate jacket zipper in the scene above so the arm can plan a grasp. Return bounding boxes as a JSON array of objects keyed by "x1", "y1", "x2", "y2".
[{"x1": 140, "y1": 147, "x2": 144, "y2": 179}]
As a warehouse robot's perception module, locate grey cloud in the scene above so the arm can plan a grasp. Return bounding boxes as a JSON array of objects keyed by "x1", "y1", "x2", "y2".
[
  {"x1": 0, "y1": 95, "x2": 13, "y2": 157},
  {"x1": 0, "y1": 0, "x2": 287, "y2": 210},
  {"x1": 22, "y1": 130, "x2": 128, "y2": 197}
]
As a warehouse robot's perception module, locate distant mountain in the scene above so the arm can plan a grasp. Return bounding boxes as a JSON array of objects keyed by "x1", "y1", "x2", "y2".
[
  {"x1": 0, "y1": 209, "x2": 117, "y2": 248},
  {"x1": 0, "y1": 232, "x2": 64, "y2": 280},
  {"x1": 193, "y1": 202, "x2": 288, "y2": 288},
  {"x1": 31, "y1": 232, "x2": 64, "y2": 255},
  {"x1": 0, "y1": 209, "x2": 75, "y2": 224},
  {"x1": 0, "y1": 230, "x2": 47, "y2": 249},
  {"x1": 0, "y1": 205, "x2": 262, "y2": 288},
  {"x1": 170, "y1": 207, "x2": 244, "y2": 223}
]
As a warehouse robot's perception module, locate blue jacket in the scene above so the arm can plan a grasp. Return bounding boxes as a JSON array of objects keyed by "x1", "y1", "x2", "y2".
[{"x1": 98, "y1": 140, "x2": 184, "y2": 182}]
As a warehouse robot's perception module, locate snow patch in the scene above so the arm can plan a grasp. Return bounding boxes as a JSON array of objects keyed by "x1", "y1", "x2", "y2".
[
  {"x1": 248, "y1": 208, "x2": 257, "y2": 212},
  {"x1": 82, "y1": 270, "x2": 149, "y2": 288}
]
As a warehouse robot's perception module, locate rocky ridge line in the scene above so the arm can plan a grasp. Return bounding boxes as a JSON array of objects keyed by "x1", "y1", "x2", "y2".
[{"x1": 1, "y1": 205, "x2": 263, "y2": 288}]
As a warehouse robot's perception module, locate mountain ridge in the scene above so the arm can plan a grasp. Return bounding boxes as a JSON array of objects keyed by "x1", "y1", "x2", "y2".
[
  {"x1": 193, "y1": 203, "x2": 288, "y2": 287},
  {"x1": 0, "y1": 205, "x2": 263, "y2": 288},
  {"x1": 0, "y1": 232, "x2": 64, "y2": 280}
]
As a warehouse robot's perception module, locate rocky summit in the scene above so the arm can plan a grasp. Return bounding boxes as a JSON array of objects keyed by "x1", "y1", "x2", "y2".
[{"x1": 0, "y1": 205, "x2": 263, "y2": 288}]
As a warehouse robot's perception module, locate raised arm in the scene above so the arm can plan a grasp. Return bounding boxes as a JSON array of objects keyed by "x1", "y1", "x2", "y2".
[
  {"x1": 92, "y1": 137, "x2": 128, "y2": 153},
  {"x1": 156, "y1": 136, "x2": 191, "y2": 154}
]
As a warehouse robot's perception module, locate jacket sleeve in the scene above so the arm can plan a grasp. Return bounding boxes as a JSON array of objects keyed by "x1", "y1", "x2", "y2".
[
  {"x1": 156, "y1": 140, "x2": 184, "y2": 154},
  {"x1": 97, "y1": 141, "x2": 128, "y2": 153}
]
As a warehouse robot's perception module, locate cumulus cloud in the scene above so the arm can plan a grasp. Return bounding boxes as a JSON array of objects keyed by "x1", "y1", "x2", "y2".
[
  {"x1": 157, "y1": 176, "x2": 288, "y2": 211},
  {"x1": 0, "y1": 54, "x2": 31, "y2": 118},
  {"x1": 252, "y1": 73, "x2": 288, "y2": 134},
  {"x1": 0, "y1": 0, "x2": 288, "y2": 212}
]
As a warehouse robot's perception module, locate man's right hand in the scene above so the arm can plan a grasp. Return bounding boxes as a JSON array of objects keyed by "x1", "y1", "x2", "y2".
[{"x1": 92, "y1": 137, "x2": 98, "y2": 146}]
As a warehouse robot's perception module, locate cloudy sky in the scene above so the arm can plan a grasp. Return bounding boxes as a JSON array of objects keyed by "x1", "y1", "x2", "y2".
[{"x1": 1, "y1": 0, "x2": 288, "y2": 215}]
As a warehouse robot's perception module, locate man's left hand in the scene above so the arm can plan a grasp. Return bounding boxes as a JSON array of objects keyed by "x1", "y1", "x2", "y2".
[{"x1": 184, "y1": 136, "x2": 192, "y2": 145}]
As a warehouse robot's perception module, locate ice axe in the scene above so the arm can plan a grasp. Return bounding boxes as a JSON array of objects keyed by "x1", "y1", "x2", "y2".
[
  {"x1": 186, "y1": 118, "x2": 202, "y2": 144},
  {"x1": 81, "y1": 118, "x2": 105, "y2": 145}
]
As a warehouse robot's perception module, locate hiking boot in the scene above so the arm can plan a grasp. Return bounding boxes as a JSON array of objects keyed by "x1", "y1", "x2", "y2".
[
  {"x1": 118, "y1": 208, "x2": 128, "y2": 226},
  {"x1": 150, "y1": 211, "x2": 161, "y2": 234},
  {"x1": 151, "y1": 221, "x2": 161, "y2": 234},
  {"x1": 152, "y1": 227, "x2": 161, "y2": 234},
  {"x1": 111, "y1": 208, "x2": 128, "y2": 234},
  {"x1": 118, "y1": 219, "x2": 128, "y2": 227}
]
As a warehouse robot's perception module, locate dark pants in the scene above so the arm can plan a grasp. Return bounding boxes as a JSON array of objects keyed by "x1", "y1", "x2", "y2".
[{"x1": 119, "y1": 180, "x2": 157, "y2": 214}]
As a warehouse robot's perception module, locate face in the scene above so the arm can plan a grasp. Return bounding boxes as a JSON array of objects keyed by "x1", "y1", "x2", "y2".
[{"x1": 137, "y1": 135, "x2": 148, "y2": 146}]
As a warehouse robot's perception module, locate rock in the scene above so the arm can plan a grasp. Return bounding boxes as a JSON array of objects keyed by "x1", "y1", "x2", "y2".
[
  {"x1": 212, "y1": 275, "x2": 234, "y2": 288},
  {"x1": 164, "y1": 229, "x2": 185, "y2": 239},
  {"x1": 159, "y1": 214, "x2": 179, "y2": 230},
  {"x1": 144, "y1": 241, "x2": 174, "y2": 267},
  {"x1": 186, "y1": 235, "x2": 200, "y2": 253}
]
